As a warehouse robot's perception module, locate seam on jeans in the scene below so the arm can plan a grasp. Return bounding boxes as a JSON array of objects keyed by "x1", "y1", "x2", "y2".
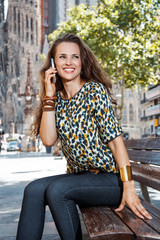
[
  {"x1": 65, "y1": 201, "x2": 77, "y2": 239},
  {"x1": 62, "y1": 186, "x2": 122, "y2": 238},
  {"x1": 64, "y1": 185, "x2": 121, "y2": 196}
]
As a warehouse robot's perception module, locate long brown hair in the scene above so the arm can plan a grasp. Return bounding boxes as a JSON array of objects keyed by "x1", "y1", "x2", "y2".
[{"x1": 31, "y1": 33, "x2": 115, "y2": 136}]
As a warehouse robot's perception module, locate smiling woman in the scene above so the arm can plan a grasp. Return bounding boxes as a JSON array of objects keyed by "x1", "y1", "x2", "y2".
[
  {"x1": 54, "y1": 42, "x2": 83, "y2": 94},
  {"x1": 17, "y1": 34, "x2": 151, "y2": 240}
]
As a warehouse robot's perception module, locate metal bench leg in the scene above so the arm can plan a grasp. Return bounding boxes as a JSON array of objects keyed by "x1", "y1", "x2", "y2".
[{"x1": 140, "y1": 183, "x2": 151, "y2": 203}]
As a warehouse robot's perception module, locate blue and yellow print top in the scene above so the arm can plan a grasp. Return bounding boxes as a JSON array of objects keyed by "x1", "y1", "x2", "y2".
[{"x1": 55, "y1": 81, "x2": 123, "y2": 173}]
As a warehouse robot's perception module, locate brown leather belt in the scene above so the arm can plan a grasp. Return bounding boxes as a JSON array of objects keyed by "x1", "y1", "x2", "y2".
[{"x1": 88, "y1": 167, "x2": 101, "y2": 174}]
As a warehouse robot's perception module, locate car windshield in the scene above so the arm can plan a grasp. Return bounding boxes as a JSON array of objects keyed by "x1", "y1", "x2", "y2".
[{"x1": 9, "y1": 142, "x2": 17, "y2": 145}]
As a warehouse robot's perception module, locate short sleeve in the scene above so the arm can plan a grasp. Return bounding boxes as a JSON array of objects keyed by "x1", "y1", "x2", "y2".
[{"x1": 93, "y1": 84, "x2": 123, "y2": 143}]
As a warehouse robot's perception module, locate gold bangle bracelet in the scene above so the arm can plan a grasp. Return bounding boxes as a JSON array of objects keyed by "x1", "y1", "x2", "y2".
[{"x1": 120, "y1": 165, "x2": 133, "y2": 182}]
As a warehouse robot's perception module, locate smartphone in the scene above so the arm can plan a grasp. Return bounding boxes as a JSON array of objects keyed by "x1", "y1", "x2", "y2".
[
  {"x1": 51, "y1": 58, "x2": 56, "y2": 83},
  {"x1": 51, "y1": 58, "x2": 55, "y2": 68}
]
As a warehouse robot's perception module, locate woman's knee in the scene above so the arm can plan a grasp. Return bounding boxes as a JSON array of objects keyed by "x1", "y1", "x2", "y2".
[
  {"x1": 24, "y1": 179, "x2": 45, "y2": 199},
  {"x1": 46, "y1": 178, "x2": 69, "y2": 202}
]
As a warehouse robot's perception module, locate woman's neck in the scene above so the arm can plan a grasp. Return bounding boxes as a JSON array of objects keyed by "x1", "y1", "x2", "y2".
[{"x1": 61, "y1": 79, "x2": 86, "y2": 100}]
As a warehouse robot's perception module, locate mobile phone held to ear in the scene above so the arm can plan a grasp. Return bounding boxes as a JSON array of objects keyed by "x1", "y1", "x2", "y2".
[
  {"x1": 51, "y1": 58, "x2": 56, "y2": 84},
  {"x1": 51, "y1": 58, "x2": 55, "y2": 68}
]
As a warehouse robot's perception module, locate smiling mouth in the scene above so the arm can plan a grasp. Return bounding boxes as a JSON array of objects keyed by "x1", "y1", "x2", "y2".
[{"x1": 63, "y1": 68, "x2": 75, "y2": 73}]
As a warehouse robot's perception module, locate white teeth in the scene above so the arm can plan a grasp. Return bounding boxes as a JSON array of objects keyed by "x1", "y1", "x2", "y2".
[{"x1": 64, "y1": 69, "x2": 74, "y2": 72}]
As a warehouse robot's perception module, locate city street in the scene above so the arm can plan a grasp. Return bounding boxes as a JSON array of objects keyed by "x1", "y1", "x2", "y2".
[
  {"x1": 0, "y1": 151, "x2": 160, "y2": 240},
  {"x1": 0, "y1": 151, "x2": 90, "y2": 240}
]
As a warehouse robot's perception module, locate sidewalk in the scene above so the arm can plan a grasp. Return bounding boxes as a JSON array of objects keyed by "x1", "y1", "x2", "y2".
[
  {"x1": 0, "y1": 151, "x2": 160, "y2": 239},
  {"x1": 0, "y1": 152, "x2": 90, "y2": 240}
]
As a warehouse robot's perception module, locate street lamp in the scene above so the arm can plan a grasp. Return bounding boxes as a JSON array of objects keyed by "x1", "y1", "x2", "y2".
[
  {"x1": 17, "y1": 52, "x2": 37, "y2": 116},
  {"x1": 17, "y1": 52, "x2": 38, "y2": 138}
]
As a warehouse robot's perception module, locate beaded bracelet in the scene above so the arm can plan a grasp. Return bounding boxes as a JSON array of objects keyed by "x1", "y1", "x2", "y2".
[
  {"x1": 43, "y1": 96, "x2": 57, "y2": 101},
  {"x1": 43, "y1": 101, "x2": 55, "y2": 107},
  {"x1": 42, "y1": 96, "x2": 57, "y2": 112},
  {"x1": 42, "y1": 105, "x2": 55, "y2": 112}
]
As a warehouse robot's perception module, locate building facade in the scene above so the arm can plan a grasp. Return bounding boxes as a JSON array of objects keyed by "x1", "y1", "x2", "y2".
[
  {"x1": 40, "y1": 0, "x2": 98, "y2": 53},
  {"x1": 140, "y1": 83, "x2": 160, "y2": 138},
  {"x1": 5, "y1": 0, "x2": 41, "y2": 135},
  {"x1": 0, "y1": 0, "x2": 8, "y2": 128},
  {"x1": 57, "y1": 0, "x2": 98, "y2": 23},
  {"x1": 113, "y1": 85, "x2": 141, "y2": 139}
]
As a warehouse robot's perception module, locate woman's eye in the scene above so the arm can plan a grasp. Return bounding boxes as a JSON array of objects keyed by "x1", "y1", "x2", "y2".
[
  {"x1": 74, "y1": 55, "x2": 80, "y2": 59},
  {"x1": 59, "y1": 55, "x2": 66, "y2": 58}
]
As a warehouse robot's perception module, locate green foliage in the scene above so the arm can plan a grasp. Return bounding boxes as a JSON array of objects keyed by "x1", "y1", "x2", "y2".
[
  {"x1": 40, "y1": 53, "x2": 46, "y2": 62},
  {"x1": 48, "y1": 0, "x2": 160, "y2": 88}
]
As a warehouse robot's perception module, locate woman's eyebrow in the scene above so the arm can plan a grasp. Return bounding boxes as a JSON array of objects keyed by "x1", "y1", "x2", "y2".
[{"x1": 58, "y1": 53, "x2": 80, "y2": 56}]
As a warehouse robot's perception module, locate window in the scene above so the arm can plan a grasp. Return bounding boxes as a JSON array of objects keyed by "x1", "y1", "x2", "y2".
[
  {"x1": 86, "y1": 0, "x2": 90, "y2": 5},
  {"x1": 64, "y1": 0, "x2": 67, "y2": 21},
  {"x1": 9, "y1": 6, "x2": 12, "y2": 32},
  {"x1": 26, "y1": 15, "x2": 29, "y2": 29},
  {"x1": 129, "y1": 104, "x2": 134, "y2": 122},
  {"x1": 36, "y1": 21, "x2": 38, "y2": 45},
  {"x1": 31, "y1": 18, "x2": 33, "y2": 31},
  {"x1": 122, "y1": 104, "x2": 127, "y2": 124},
  {"x1": 35, "y1": 54, "x2": 38, "y2": 61},
  {"x1": 14, "y1": 6, "x2": 16, "y2": 33},
  {"x1": 26, "y1": 32, "x2": 29, "y2": 42},
  {"x1": 0, "y1": 53, "x2": 2, "y2": 72},
  {"x1": 143, "y1": 92, "x2": 146, "y2": 100},
  {"x1": 75, "y1": 0, "x2": 80, "y2": 5},
  {"x1": 18, "y1": 11, "x2": 20, "y2": 37},
  {"x1": 143, "y1": 110, "x2": 145, "y2": 117},
  {"x1": 22, "y1": 14, "x2": 24, "y2": 41},
  {"x1": 31, "y1": 34, "x2": 34, "y2": 44}
]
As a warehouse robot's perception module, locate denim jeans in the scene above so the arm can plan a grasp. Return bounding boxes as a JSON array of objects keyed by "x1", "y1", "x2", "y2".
[{"x1": 16, "y1": 171, "x2": 123, "y2": 240}]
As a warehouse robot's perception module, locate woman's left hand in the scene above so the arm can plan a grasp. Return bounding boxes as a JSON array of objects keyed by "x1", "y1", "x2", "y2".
[{"x1": 115, "y1": 181, "x2": 152, "y2": 219}]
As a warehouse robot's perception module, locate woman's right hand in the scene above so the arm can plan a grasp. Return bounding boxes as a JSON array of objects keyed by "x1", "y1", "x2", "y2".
[{"x1": 44, "y1": 67, "x2": 57, "y2": 97}]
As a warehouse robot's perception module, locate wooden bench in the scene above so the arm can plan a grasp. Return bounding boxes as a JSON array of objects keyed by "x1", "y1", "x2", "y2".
[{"x1": 79, "y1": 138, "x2": 160, "y2": 240}]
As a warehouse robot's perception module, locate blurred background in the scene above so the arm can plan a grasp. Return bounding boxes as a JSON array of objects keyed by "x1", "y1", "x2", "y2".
[{"x1": 0, "y1": 0, "x2": 160, "y2": 153}]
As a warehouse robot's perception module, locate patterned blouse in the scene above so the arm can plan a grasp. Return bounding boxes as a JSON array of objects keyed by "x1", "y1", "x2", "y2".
[{"x1": 55, "y1": 81, "x2": 123, "y2": 174}]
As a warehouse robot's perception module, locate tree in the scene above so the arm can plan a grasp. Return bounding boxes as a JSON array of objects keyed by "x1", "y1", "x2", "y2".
[{"x1": 48, "y1": 0, "x2": 160, "y2": 89}]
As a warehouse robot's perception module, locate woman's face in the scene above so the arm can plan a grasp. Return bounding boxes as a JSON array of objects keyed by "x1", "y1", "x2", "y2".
[{"x1": 54, "y1": 42, "x2": 82, "y2": 83}]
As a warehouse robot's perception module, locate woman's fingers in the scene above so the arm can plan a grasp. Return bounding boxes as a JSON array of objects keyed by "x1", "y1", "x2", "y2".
[
  {"x1": 134, "y1": 202, "x2": 152, "y2": 219},
  {"x1": 116, "y1": 194, "x2": 152, "y2": 220},
  {"x1": 44, "y1": 68, "x2": 57, "y2": 96},
  {"x1": 45, "y1": 68, "x2": 57, "y2": 84},
  {"x1": 126, "y1": 200, "x2": 152, "y2": 220},
  {"x1": 129, "y1": 204, "x2": 145, "y2": 219}
]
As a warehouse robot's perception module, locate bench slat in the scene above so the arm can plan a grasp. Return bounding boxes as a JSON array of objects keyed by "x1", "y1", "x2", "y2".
[
  {"x1": 133, "y1": 174, "x2": 160, "y2": 191},
  {"x1": 80, "y1": 206, "x2": 133, "y2": 240},
  {"x1": 131, "y1": 162, "x2": 160, "y2": 191},
  {"x1": 140, "y1": 199, "x2": 160, "y2": 234},
  {"x1": 127, "y1": 149, "x2": 160, "y2": 165},
  {"x1": 141, "y1": 199, "x2": 160, "y2": 219},
  {"x1": 131, "y1": 162, "x2": 160, "y2": 181},
  {"x1": 124, "y1": 138, "x2": 160, "y2": 150},
  {"x1": 113, "y1": 206, "x2": 160, "y2": 240}
]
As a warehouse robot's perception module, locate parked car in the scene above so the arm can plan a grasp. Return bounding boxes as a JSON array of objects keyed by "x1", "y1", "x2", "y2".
[{"x1": 7, "y1": 141, "x2": 18, "y2": 152}]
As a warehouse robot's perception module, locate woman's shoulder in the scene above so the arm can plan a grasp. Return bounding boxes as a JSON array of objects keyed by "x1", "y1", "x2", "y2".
[{"x1": 84, "y1": 81, "x2": 106, "y2": 93}]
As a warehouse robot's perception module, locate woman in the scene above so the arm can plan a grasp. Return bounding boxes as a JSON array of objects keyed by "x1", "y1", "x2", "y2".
[
  {"x1": 16, "y1": 33, "x2": 151, "y2": 240},
  {"x1": 17, "y1": 136, "x2": 22, "y2": 152}
]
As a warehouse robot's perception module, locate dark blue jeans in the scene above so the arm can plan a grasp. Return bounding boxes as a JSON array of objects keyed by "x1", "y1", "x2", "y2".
[{"x1": 16, "y1": 172, "x2": 123, "y2": 240}]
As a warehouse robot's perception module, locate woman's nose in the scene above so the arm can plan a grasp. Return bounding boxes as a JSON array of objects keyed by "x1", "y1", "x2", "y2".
[{"x1": 65, "y1": 57, "x2": 72, "y2": 65}]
